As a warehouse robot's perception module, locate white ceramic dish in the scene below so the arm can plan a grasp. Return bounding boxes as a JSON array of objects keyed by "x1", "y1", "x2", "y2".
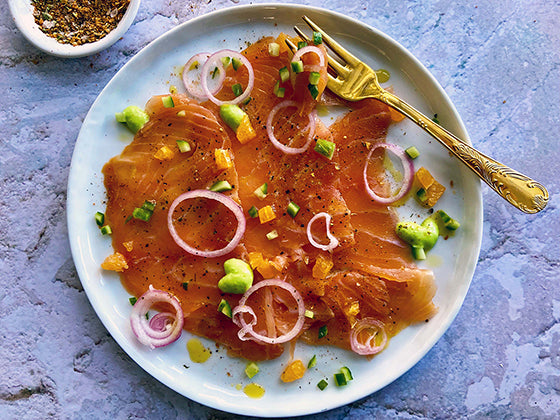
[
  {"x1": 67, "y1": 4, "x2": 483, "y2": 417},
  {"x1": 8, "y1": 0, "x2": 140, "y2": 58}
]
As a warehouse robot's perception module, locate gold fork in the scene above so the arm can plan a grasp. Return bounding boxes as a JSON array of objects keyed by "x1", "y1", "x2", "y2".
[{"x1": 288, "y1": 16, "x2": 549, "y2": 214}]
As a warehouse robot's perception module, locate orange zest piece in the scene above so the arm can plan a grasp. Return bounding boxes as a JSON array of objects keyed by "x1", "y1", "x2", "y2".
[
  {"x1": 101, "y1": 252, "x2": 129, "y2": 272},
  {"x1": 388, "y1": 106, "x2": 405, "y2": 122},
  {"x1": 122, "y1": 241, "x2": 134, "y2": 252},
  {"x1": 214, "y1": 148, "x2": 233, "y2": 169},
  {"x1": 415, "y1": 167, "x2": 435, "y2": 189},
  {"x1": 236, "y1": 114, "x2": 257, "y2": 144},
  {"x1": 153, "y1": 145, "x2": 175, "y2": 160},
  {"x1": 423, "y1": 181, "x2": 446, "y2": 207},
  {"x1": 312, "y1": 253, "x2": 333, "y2": 279},
  {"x1": 280, "y1": 359, "x2": 306, "y2": 383},
  {"x1": 258, "y1": 205, "x2": 276, "y2": 224},
  {"x1": 248, "y1": 251, "x2": 277, "y2": 277},
  {"x1": 415, "y1": 167, "x2": 446, "y2": 207}
]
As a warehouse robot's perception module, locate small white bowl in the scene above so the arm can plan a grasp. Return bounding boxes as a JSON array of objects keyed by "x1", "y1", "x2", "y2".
[{"x1": 8, "y1": 0, "x2": 140, "y2": 58}]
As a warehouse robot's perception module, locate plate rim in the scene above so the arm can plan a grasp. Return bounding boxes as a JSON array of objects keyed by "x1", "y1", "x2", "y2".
[{"x1": 67, "y1": 3, "x2": 483, "y2": 416}]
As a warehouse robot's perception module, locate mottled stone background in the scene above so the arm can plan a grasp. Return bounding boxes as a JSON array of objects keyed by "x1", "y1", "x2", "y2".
[{"x1": 1, "y1": 0, "x2": 559, "y2": 419}]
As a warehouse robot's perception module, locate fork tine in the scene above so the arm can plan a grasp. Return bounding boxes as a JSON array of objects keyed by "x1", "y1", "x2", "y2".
[
  {"x1": 302, "y1": 15, "x2": 360, "y2": 66},
  {"x1": 293, "y1": 25, "x2": 349, "y2": 78},
  {"x1": 285, "y1": 38, "x2": 298, "y2": 53}
]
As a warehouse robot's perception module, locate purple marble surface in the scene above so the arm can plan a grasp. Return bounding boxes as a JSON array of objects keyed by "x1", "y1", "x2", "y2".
[{"x1": 1, "y1": 0, "x2": 559, "y2": 418}]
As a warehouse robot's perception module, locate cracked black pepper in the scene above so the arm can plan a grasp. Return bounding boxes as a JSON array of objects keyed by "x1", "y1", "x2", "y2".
[{"x1": 31, "y1": 0, "x2": 130, "y2": 46}]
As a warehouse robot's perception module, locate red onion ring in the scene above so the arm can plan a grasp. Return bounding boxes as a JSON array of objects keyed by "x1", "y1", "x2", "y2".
[
  {"x1": 167, "y1": 189, "x2": 246, "y2": 258},
  {"x1": 266, "y1": 100, "x2": 316, "y2": 154},
  {"x1": 232, "y1": 279, "x2": 305, "y2": 344},
  {"x1": 306, "y1": 212, "x2": 339, "y2": 251},
  {"x1": 200, "y1": 49, "x2": 254, "y2": 106},
  {"x1": 182, "y1": 53, "x2": 225, "y2": 100},
  {"x1": 130, "y1": 285, "x2": 184, "y2": 349},
  {"x1": 350, "y1": 317, "x2": 388, "y2": 355},
  {"x1": 291, "y1": 45, "x2": 326, "y2": 70},
  {"x1": 147, "y1": 312, "x2": 175, "y2": 337},
  {"x1": 363, "y1": 142, "x2": 414, "y2": 204}
]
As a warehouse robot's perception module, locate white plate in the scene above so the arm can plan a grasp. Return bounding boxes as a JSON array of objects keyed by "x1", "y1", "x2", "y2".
[
  {"x1": 67, "y1": 4, "x2": 482, "y2": 417},
  {"x1": 8, "y1": 0, "x2": 140, "y2": 58}
]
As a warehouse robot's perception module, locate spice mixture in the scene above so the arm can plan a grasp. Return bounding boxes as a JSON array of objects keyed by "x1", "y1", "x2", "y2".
[{"x1": 32, "y1": 0, "x2": 130, "y2": 46}]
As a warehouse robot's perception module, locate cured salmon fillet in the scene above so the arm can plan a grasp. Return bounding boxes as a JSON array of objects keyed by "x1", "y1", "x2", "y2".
[{"x1": 102, "y1": 34, "x2": 437, "y2": 360}]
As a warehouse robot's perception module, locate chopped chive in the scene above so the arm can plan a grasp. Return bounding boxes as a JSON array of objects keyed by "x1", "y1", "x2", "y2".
[
  {"x1": 248, "y1": 205, "x2": 259, "y2": 218},
  {"x1": 266, "y1": 230, "x2": 279, "y2": 240},
  {"x1": 232, "y1": 57, "x2": 243, "y2": 71},
  {"x1": 308, "y1": 83, "x2": 319, "y2": 99},
  {"x1": 141, "y1": 200, "x2": 156, "y2": 212},
  {"x1": 437, "y1": 210, "x2": 460, "y2": 230},
  {"x1": 232, "y1": 83, "x2": 243, "y2": 97},
  {"x1": 217, "y1": 298, "x2": 232, "y2": 318},
  {"x1": 313, "y1": 31, "x2": 323, "y2": 45},
  {"x1": 405, "y1": 146, "x2": 420, "y2": 159},
  {"x1": 334, "y1": 372, "x2": 347, "y2": 386},
  {"x1": 253, "y1": 183, "x2": 268, "y2": 199},
  {"x1": 181, "y1": 282, "x2": 189, "y2": 291},
  {"x1": 307, "y1": 354, "x2": 317, "y2": 368},
  {"x1": 129, "y1": 297, "x2": 137, "y2": 306},
  {"x1": 209, "y1": 180, "x2": 233, "y2": 192},
  {"x1": 273, "y1": 81, "x2": 285, "y2": 98},
  {"x1": 100, "y1": 225, "x2": 112, "y2": 235},
  {"x1": 291, "y1": 60, "x2": 304, "y2": 73},
  {"x1": 221, "y1": 56, "x2": 231, "y2": 67},
  {"x1": 308, "y1": 71, "x2": 321, "y2": 85},
  {"x1": 176, "y1": 140, "x2": 192, "y2": 153},
  {"x1": 268, "y1": 42, "x2": 280, "y2": 56},
  {"x1": 161, "y1": 96, "x2": 174, "y2": 108},
  {"x1": 132, "y1": 207, "x2": 152, "y2": 222},
  {"x1": 245, "y1": 362, "x2": 259, "y2": 378},
  {"x1": 95, "y1": 211, "x2": 105, "y2": 226},
  {"x1": 317, "y1": 379, "x2": 328, "y2": 390},
  {"x1": 211, "y1": 66, "x2": 220, "y2": 79},
  {"x1": 318, "y1": 325, "x2": 328, "y2": 339},
  {"x1": 416, "y1": 188, "x2": 428, "y2": 203},
  {"x1": 445, "y1": 218, "x2": 461, "y2": 230},
  {"x1": 297, "y1": 41, "x2": 308, "y2": 49},
  {"x1": 314, "y1": 138, "x2": 336, "y2": 159},
  {"x1": 242, "y1": 96, "x2": 252, "y2": 105},
  {"x1": 340, "y1": 366, "x2": 353, "y2": 382},
  {"x1": 304, "y1": 309, "x2": 315, "y2": 319},
  {"x1": 279, "y1": 66, "x2": 290, "y2": 82},
  {"x1": 287, "y1": 201, "x2": 300, "y2": 218},
  {"x1": 432, "y1": 114, "x2": 440, "y2": 124}
]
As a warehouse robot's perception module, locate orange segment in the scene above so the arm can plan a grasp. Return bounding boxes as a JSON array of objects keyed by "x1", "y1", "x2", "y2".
[
  {"x1": 101, "y1": 252, "x2": 129, "y2": 272},
  {"x1": 280, "y1": 360, "x2": 306, "y2": 382},
  {"x1": 236, "y1": 115, "x2": 257, "y2": 144}
]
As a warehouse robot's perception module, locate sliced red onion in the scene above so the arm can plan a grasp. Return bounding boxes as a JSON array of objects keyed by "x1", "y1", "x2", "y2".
[
  {"x1": 147, "y1": 312, "x2": 175, "y2": 338},
  {"x1": 200, "y1": 49, "x2": 254, "y2": 106},
  {"x1": 182, "y1": 53, "x2": 225, "y2": 100},
  {"x1": 363, "y1": 142, "x2": 414, "y2": 204},
  {"x1": 306, "y1": 212, "x2": 339, "y2": 251},
  {"x1": 167, "y1": 189, "x2": 246, "y2": 258},
  {"x1": 266, "y1": 100, "x2": 316, "y2": 154},
  {"x1": 291, "y1": 45, "x2": 326, "y2": 70},
  {"x1": 130, "y1": 285, "x2": 184, "y2": 349},
  {"x1": 232, "y1": 279, "x2": 305, "y2": 345},
  {"x1": 350, "y1": 317, "x2": 388, "y2": 355}
]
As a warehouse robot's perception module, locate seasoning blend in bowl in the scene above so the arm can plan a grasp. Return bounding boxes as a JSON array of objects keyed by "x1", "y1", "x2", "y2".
[{"x1": 8, "y1": 0, "x2": 141, "y2": 58}]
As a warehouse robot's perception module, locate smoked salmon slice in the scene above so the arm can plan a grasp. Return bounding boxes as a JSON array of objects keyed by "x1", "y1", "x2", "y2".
[{"x1": 102, "y1": 34, "x2": 437, "y2": 361}]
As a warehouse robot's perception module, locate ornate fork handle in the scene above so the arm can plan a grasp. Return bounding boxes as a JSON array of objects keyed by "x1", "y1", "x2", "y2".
[{"x1": 378, "y1": 90, "x2": 549, "y2": 214}]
